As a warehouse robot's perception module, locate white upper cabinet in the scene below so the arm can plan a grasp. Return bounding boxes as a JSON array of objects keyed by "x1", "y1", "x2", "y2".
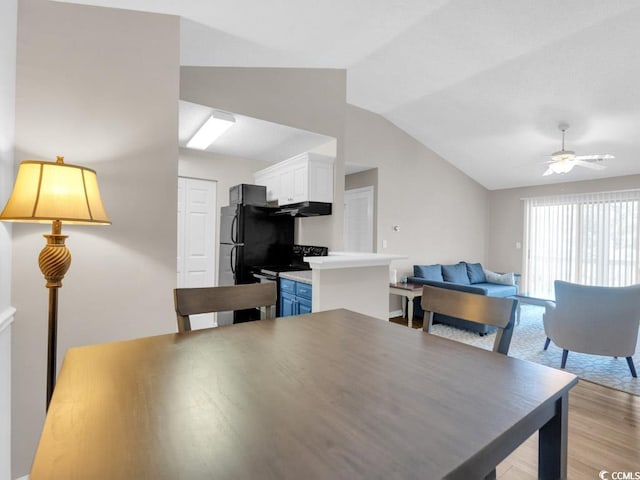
[
  {"x1": 254, "y1": 169, "x2": 279, "y2": 202},
  {"x1": 254, "y1": 153, "x2": 334, "y2": 206}
]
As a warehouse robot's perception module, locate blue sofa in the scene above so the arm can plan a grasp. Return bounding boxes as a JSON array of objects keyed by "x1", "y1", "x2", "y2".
[{"x1": 408, "y1": 262, "x2": 518, "y2": 335}]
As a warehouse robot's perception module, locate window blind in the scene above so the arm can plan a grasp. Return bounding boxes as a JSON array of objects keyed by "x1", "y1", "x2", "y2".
[{"x1": 522, "y1": 189, "x2": 640, "y2": 298}]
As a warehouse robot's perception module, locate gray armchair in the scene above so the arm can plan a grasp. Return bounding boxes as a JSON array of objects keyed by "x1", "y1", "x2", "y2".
[{"x1": 543, "y1": 280, "x2": 640, "y2": 377}]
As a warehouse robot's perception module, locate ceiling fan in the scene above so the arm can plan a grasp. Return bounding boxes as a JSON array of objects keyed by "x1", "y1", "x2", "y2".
[{"x1": 543, "y1": 123, "x2": 613, "y2": 176}]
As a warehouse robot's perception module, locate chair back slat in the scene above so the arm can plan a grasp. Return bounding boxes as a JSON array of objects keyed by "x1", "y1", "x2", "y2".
[
  {"x1": 420, "y1": 285, "x2": 517, "y2": 355},
  {"x1": 174, "y1": 283, "x2": 277, "y2": 332}
]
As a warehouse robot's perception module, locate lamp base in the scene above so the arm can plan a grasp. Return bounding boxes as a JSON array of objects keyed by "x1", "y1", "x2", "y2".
[
  {"x1": 39, "y1": 220, "x2": 71, "y2": 410},
  {"x1": 46, "y1": 288, "x2": 59, "y2": 409},
  {"x1": 39, "y1": 220, "x2": 71, "y2": 288}
]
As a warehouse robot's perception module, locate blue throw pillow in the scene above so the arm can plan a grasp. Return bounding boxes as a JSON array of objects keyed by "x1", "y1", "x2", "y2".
[
  {"x1": 466, "y1": 262, "x2": 486, "y2": 284},
  {"x1": 413, "y1": 264, "x2": 443, "y2": 281},
  {"x1": 442, "y1": 263, "x2": 470, "y2": 284}
]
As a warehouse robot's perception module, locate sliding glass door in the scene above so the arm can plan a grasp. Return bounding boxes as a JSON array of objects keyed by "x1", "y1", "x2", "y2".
[{"x1": 522, "y1": 189, "x2": 640, "y2": 298}]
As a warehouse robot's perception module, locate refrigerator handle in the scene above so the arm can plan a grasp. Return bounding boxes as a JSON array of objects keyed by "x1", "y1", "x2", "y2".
[
  {"x1": 230, "y1": 245, "x2": 237, "y2": 277},
  {"x1": 231, "y1": 214, "x2": 238, "y2": 244}
]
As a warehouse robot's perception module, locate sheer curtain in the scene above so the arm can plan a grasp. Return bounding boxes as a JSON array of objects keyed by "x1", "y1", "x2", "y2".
[{"x1": 522, "y1": 189, "x2": 640, "y2": 298}]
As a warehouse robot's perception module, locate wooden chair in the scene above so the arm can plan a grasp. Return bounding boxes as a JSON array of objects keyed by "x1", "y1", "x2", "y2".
[
  {"x1": 420, "y1": 285, "x2": 518, "y2": 355},
  {"x1": 173, "y1": 283, "x2": 277, "y2": 333}
]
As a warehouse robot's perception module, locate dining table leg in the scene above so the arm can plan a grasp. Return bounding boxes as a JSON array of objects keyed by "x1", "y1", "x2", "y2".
[{"x1": 538, "y1": 393, "x2": 569, "y2": 479}]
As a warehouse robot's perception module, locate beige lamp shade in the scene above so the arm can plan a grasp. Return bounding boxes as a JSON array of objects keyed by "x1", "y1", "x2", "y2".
[{"x1": 0, "y1": 156, "x2": 110, "y2": 225}]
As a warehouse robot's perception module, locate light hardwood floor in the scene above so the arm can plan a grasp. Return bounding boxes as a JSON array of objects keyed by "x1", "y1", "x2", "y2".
[
  {"x1": 390, "y1": 316, "x2": 640, "y2": 478},
  {"x1": 498, "y1": 379, "x2": 640, "y2": 479}
]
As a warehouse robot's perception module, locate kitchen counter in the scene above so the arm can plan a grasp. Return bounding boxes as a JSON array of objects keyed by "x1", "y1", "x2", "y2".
[
  {"x1": 279, "y1": 270, "x2": 312, "y2": 284},
  {"x1": 304, "y1": 252, "x2": 407, "y2": 270},
  {"x1": 303, "y1": 252, "x2": 408, "y2": 320}
]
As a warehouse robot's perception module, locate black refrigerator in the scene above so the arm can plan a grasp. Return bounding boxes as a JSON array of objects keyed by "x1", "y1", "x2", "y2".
[{"x1": 219, "y1": 204, "x2": 294, "y2": 323}]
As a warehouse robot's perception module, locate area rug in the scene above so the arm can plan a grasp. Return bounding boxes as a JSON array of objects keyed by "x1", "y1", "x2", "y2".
[{"x1": 428, "y1": 304, "x2": 640, "y2": 396}]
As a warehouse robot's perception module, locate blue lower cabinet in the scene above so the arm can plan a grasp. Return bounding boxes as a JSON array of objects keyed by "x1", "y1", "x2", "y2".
[
  {"x1": 297, "y1": 298, "x2": 312, "y2": 315},
  {"x1": 280, "y1": 278, "x2": 296, "y2": 295},
  {"x1": 296, "y1": 282, "x2": 312, "y2": 301},
  {"x1": 279, "y1": 278, "x2": 312, "y2": 317},
  {"x1": 280, "y1": 291, "x2": 296, "y2": 317}
]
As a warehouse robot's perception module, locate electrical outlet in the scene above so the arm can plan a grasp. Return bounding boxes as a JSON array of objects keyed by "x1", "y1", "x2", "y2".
[{"x1": 382, "y1": 239, "x2": 388, "y2": 249}]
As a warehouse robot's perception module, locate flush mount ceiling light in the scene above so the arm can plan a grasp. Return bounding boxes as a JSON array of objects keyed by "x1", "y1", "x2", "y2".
[{"x1": 187, "y1": 111, "x2": 235, "y2": 150}]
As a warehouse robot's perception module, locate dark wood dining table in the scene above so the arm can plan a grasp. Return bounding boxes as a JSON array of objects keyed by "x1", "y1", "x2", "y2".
[{"x1": 30, "y1": 308, "x2": 577, "y2": 479}]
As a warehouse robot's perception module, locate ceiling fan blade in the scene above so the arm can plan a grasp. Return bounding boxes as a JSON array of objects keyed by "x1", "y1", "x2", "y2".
[
  {"x1": 575, "y1": 154, "x2": 614, "y2": 161},
  {"x1": 543, "y1": 167, "x2": 555, "y2": 176},
  {"x1": 573, "y1": 159, "x2": 606, "y2": 170}
]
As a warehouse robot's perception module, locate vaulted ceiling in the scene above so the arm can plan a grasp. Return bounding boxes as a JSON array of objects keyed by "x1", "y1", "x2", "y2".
[{"x1": 54, "y1": 0, "x2": 640, "y2": 189}]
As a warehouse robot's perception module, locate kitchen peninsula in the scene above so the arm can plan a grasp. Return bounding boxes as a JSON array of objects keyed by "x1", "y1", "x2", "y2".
[{"x1": 304, "y1": 252, "x2": 407, "y2": 320}]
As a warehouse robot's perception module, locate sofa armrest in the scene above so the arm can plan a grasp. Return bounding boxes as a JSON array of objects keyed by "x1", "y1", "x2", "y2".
[{"x1": 407, "y1": 277, "x2": 489, "y2": 295}]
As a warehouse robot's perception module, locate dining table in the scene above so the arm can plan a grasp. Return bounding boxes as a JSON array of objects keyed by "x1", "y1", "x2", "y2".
[{"x1": 30, "y1": 308, "x2": 577, "y2": 479}]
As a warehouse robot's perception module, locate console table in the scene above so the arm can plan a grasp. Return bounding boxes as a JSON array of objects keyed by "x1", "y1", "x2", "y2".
[{"x1": 389, "y1": 282, "x2": 423, "y2": 327}]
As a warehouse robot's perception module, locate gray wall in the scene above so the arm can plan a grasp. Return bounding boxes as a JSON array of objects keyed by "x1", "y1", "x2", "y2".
[
  {"x1": 11, "y1": 1, "x2": 179, "y2": 475},
  {"x1": 488, "y1": 174, "x2": 640, "y2": 274},
  {"x1": 0, "y1": 0, "x2": 17, "y2": 477},
  {"x1": 180, "y1": 67, "x2": 347, "y2": 250},
  {"x1": 344, "y1": 105, "x2": 490, "y2": 279},
  {"x1": 176, "y1": 87, "x2": 490, "y2": 281}
]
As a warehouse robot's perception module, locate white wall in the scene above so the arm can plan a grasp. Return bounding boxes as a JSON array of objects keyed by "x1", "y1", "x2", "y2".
[
  {"x1": 0, "y1": 0, "x2": 17, "y2": 478},
  {"x1": 179, "y1": 148, "x2": 267, "y2": 209},
  {"x1": 11, "y1": 1, "x2": 179, "y2": 476},
  {"x1": 180, "y1": 66, "x2": 347, "y2": 250},
  {"x1": 488, "y1": 174, "x2": 640, "y2": 274}
]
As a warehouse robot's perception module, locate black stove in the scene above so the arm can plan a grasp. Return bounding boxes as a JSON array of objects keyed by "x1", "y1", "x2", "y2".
[
  {"x1": 290, "y1": 244, "x2": 329, "y2": 258},
  {"x1": 259, "y1": 265, "x2": 309, "y2": 276},
  {"x1": 253, "y1": 245, "x2": 328, "y2": 280}
]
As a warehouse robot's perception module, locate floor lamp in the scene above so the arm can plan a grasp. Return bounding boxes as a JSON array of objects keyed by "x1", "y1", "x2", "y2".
[{"x1": 0, "y1": 156, "x2": 110, "y2": 410}]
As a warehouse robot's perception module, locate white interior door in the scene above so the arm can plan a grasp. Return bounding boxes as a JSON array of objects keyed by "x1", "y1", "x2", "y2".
[
  {"x1": 177, "y1": 177, "x2": 217, "y2": 329},
  {"x1": 344, "y1": 186, "x2": 374, "y2": 253}
]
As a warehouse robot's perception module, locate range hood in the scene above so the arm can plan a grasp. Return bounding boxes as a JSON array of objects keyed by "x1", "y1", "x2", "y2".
[{"x1": 271, "y1": 201, "x2": 332, "y2": 217}]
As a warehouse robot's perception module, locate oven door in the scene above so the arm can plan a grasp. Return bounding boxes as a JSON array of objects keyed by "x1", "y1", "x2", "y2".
[
  {"x1": 253, "y1": 271, "x2": 281, "y2": 316},
  {"x1": 253, "y1": 272, "x2": 277, "y2": 283}
]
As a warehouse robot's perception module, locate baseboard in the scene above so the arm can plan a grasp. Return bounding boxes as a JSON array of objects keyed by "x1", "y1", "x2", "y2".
[
  {"x1": 389, "y1": 309, "x2": 403, "y2": 318},
  {"x1": 16, "y1": 475, "x2": 29, "y2": 480}
]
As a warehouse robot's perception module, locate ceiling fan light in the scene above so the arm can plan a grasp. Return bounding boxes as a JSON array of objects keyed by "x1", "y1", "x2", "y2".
[
  {"x1": 549, "y1": 160, "x2": 575, "y2": 174},
  {"x1": 551, "y1": 150, "x2": 576, "y2": 162}
]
